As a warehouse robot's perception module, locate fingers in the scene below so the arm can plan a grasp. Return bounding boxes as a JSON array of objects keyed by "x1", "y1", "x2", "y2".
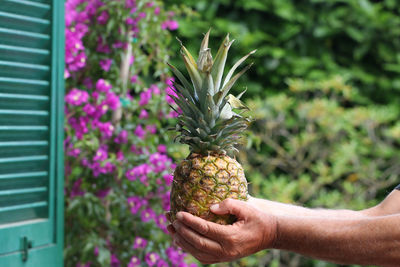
[
  {"x1": 211, "y1": 198, "x2": 251, "y2": 219},
  {"x1": 176, "y1": 212, "x2": 229, "y2": 239},
  {"x1": 173, "y1": 220, "x2": 222, "y2": 252},
  {"x1": 167, "y1": 224, "x2": 176, "y2": 235},
  {"x1": 174, "y1": 233, "x2": 216, "y2": 265}
]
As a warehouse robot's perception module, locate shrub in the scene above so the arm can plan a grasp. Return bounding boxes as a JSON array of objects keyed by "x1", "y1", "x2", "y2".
[
  {"x1": 64, "y1": 0, "x2": 194, "y2": 266},
  {"x1": 166, "y1": 0, "x2": 400, "y2": 105}
]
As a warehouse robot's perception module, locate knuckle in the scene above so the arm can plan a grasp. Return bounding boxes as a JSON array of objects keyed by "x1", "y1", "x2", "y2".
[
  {"x1": 224, "y1": 198, "x2": 234, "y2": 206},
  {"x1": 195, "y1": 238, "x2": 207, "y2": 250},
  {"x1": 198, "y1": 223, "x2": 209, "y2": 235}
]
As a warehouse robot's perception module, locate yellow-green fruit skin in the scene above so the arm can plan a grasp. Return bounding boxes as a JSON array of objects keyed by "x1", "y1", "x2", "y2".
[{"x1": 170, "y1": 154, "x2": 248, "y2": 225}]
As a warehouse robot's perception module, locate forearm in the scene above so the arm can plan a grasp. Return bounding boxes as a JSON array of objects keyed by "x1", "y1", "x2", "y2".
[
  {"x1": 249, "y1": 197, "x2": 367, "y2": 218},
  {"x1": 272, "y1": 214, "x2": 400, "y2": 266}
]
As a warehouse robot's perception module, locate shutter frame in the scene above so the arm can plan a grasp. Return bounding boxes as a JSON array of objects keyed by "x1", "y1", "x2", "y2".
[{"x1": 0, "y1": 0, "x2": 64, "y2": 266}]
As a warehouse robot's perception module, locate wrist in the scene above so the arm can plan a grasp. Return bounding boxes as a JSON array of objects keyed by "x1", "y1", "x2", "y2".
[{"x1": 260, "y1": 212, "x2": 279, "y2": 250}]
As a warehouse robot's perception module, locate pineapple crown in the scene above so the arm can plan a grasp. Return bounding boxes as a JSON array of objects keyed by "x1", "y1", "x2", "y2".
[{"x1": 167, "y1": 29, "x2": 255, "y2": 155}]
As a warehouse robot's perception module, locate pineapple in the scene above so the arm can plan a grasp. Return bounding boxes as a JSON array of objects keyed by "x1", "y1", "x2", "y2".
[{"x1": 168, "y1": 30, "x2": 255, "y2": 225}]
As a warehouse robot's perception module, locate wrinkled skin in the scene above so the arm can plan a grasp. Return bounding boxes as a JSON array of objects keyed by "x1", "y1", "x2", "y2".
[{"x1": 167, "y1": 198, "x2": 277, "y2": 264}]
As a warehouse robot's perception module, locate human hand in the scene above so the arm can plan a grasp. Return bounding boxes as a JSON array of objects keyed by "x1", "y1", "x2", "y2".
[{"x1": 167, "y1": 198, "x2": 278, "y2": 264}]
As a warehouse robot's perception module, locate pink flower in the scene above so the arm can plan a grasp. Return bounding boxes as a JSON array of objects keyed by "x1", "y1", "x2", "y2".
[
  {"x1": 163, "y1": 174, "x2": 173, "y2": 186},
  {"x1": 67, "y1": 148, "x2": 81, "y2": 158},
  {"x1": 114, "y1": 130, "x2": 128, "y2": 144},
  {"x1": 138, "y1": 12, "x2": 146, "y2": 19},
  {"x1": 70, "y1": 178, "x2": 84, "y2": 199},
  {"x1": 105, "y1": 92, "x2": 120, "y2": 110},
  {"x1": 133, "y1": 237, "x2": 147, "y2": 249},
  {"x1": 110, "y1": 254, "x2": 120, "y2": 267},
  {"x1": 156, "y1": 259, "x2": 168, "y2": 267},
  {"x1": 139, "y1": 89, "x2": 152, "y2": 106},
  {"x1": 130, "y1": 144, "x2": 143, "y2": 155},
  {"x1": 96, "y1": 79, "x2": 112, "y2": 93},
  {"x1": 93, "y1": 147, "x2": 108, "y2": 161},
  {"x1": 98, "y1": 122, "x2": 114, "y2": 138},
  {"x1": 166, "y1": 85, "x2": 177, "y2": 105},
  {"x1": 130, "y1": 75, "x2": 138, "y2": 83},
  {"x1": 166, "y1": 77, "x2": 174, "y2": 86},
  {"x1": 166, "y1": 247, "x2": 185, "y2": 266},
  {"x1": 155, "y1": 214, "x2": 167, "y2": 232},
  {"x1": 125, "y1": 0, "x2": 136, "y2": 8},
  {"x1": 154, "y1": 7, "x2": 160, "y2": 15},
  {"x1": 97, "y1": 11, "x2": 109, "y2": 25},
  {"x1": 99, "y1": 59, "x2": 112, "y2": 71},
  {"x1": 96, "y1": 37, "x2": 111, "y2": 54},
  {"x1": 139, "y1": 109, "x2": 148, "y2": 119},
  {"x1": 150, "y1": 84, "x2": 160, "y2": 95},
  {"x1": 134, "y1": 125, "x2": 146, "y2": 139},
  {"x1": 146, "y1": 124, "x2": 157, "y2": 134},
  {"x1": 161, "y1": 20, "x2": 179, "y2": 31},
  {"x1": 128, "y1": 256, "x2": 140, "y2": 267},
  {"x1": 157, "y1": 144, "x2": 167, "y2": 154},
  {"x1": 145, "y1": 252, "x2": 159, "y2": 267},
  {"x1": 126, "y1": 17, "x2": 135, "y2": 25},
  {"x1": 162, "y1": 192, "x2": 170, "y2": 211},
  {"x1": 96, "y1": 188, "x2": 111, "y2": 199},
  {"x1": 126, "y1": 164, "x2": 151, "y2": 181},
  {"x1": 94, "y1": 247, "x2": 99, "y2": 256},
  {"x1": 116, "y1": 151, "x2": 124, "y2": 161},
  {"x1": 113, "y1": 41, "x2": 126, "y2": 49},
  {"x1": 145, "y1": 2, "x2": 154, "y2": 8},
  {"x1": 83, "y1": 103, "x2": 96, "y2": 116},
  {"x1": 141, "y1": 208, "x2": 156, "y2": 222},
  {"x1": 65, "y1": 88, "x2": 89, "y2": 106},
  {"x1": 127, "y1": 196, "x2": 147, "y2": 214},
  {"x1": 65, "y1": 69, "x2": 71, "y2": 79}
]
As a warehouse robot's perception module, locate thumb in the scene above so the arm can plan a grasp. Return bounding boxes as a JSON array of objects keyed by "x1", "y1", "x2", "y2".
[{"x1": 210, "y1": 198, "x2": 251, "y2": 219}]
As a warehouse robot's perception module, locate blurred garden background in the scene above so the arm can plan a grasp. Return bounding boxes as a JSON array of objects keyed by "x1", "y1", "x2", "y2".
[{"x1": 64, "y1": 0, "x2": 400, "y2": 266}]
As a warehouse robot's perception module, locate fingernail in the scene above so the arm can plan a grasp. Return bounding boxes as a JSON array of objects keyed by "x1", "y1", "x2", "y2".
[
  {"x1": 172, "y1": 221, "x2": 180, "y2": 230},
  {"x1": 210, "y1": 204, "x2": 219, "y2": 211},
  {"x1": 176, "y1": 212, "x2": 183, "y2": 220}
]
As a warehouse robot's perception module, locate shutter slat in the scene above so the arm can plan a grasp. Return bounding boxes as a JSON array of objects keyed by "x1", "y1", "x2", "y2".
[
  {"x1": 0, "y1": 44, "x2": 50, "y2": 65},
  {"x1": 0, "y1": 93, "x2": 49, "y2": 110},
  {"x1": 0, "y1": 77, "x2": 49, "y2": 86},
  {"x1": 0, "y1": 109, "x2": 48, "y2": 116},
  {"x1": 0, "y1": 93, "x2": 49, "y2": 101},
  {"x1": 0, "y1": 201, "x2": 47, "y2": 213},
  {"x1": 0, "y1": 11, "x2": 50, "y2": 34},
  {"x1": 0, "y1": 110, "x2": 49, "y2": 126},
  {"x1": 0, "y1": 27, "x2": 50, "y2": 49},
  {"x1": 0, "y1": 172, "x2": 48, "y2": 191},
  {"x1": 0, "y1": 187, "x2": 47, "y2": 196},
  {"x1": 0, "y1": 141, "x2": 48, "y2": 158},
  {"x1": 0, "y1": 155, "x2": 48, "y2": 163},
  {"x1": 0, "y1": 156, "x2": 48, "y2": 175},
  {"x1": 0, "y1": 171, "x2": 48, "y2": 180},
  {"x1": 0, "y1": 141, "x2": 48, "y2": 146},
  {"x1": 0, "y1": 60, "x2": 49, "y2": 80},
  {"x1": 1, "y1": 0, "x2": 51, "y2": 14},
  {"x1": 0, "y1": 126, "x2": 49, "y2": 142}
]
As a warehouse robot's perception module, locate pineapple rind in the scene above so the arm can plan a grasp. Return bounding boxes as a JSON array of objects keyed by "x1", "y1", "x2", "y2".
[{"x1": 171, "y1": 154, "x2": 248, "y2": 225}]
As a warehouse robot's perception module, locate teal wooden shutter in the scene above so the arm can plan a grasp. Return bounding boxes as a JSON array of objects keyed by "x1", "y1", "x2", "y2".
[{"x1": 0, "y1": 0, "x2": 64, "y2": 266}]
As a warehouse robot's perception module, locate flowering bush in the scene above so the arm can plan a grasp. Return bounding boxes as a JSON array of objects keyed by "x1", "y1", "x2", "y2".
[{"x1": 64, "y1": 0, "x2": 193, "y2": 266}]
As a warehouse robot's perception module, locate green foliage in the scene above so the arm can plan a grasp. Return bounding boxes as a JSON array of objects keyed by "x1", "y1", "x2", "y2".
[{"x1": 166, "y1": 0, "x2": 400, "y2": 104}]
